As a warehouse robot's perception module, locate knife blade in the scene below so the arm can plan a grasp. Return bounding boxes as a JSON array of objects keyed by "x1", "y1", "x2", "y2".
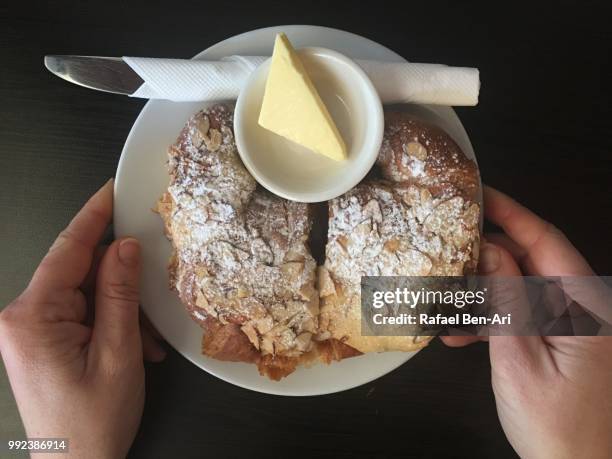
[{"x1": 44, "y1": 55, "x2": 144, "y2": 95}]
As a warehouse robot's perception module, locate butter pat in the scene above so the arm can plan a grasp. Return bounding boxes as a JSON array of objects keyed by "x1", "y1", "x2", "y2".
[{"x1": 258, "y1": 33, "x2": 347, "y2": 161}]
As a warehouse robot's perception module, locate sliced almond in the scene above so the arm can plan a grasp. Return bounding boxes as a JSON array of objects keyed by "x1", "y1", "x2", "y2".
[
  {"x1": 260, "y1": 335, "x2": 274, "y2": 355},
  {"x1": 204, "y1": 128, "x2": 223, "y2": 151},
  {"x1": 195, "y1": 290, "x2": 209, "y2": 308},
  {"x1": 254, "y1": 316, "x2": 274, "y2": 335},
  {"x1": 241, "y1": 323, "x2": 260, "y2": 350},
  {"x1": 251, "y1": 237, "x2": 273, "y2": 265},
  {"x1": 280, "y1": 261, "x2": 305, "y2": 279},
  {"x1": 295, "y1": 332, "x2": 313, "y2": 352},
  {"x1": 400, "y1": 185, "x2": 421, "y2": 207},
  {"x1": 299, "y1": 283, "x2": 316, "y2": 302},
  {"x1": 384, "y1": 239, "x2": 400, "y2": 253},
  {"x1": 336, "y1": 235, "x2": 349, "y2": 253},
  {"x1": 420, "y1": 187, "x2": 432, "y2": 204},
  {"x1": 195, "y1": 290, "x2": 219, "y2": 318},
  {"x1": 396, "y1": 249, "x2": 433, "y2": 275},
  {"x1": 269, "y1": 303, "x2": 289, "y2": 322},
  {"x1": 405, "y1": 141, "x2": 428, "y2": 160},
  {"x1": 235, "y1": 284, "x2": 250, "y2": 299},
  {"x1": 192, "y1": 116, "x2": 210, "y2": 147},
  {"x1": 318, "y1": 267, "x2": 337, "y2": 297},
  {"x1": 315, "y1": 330, "x2": 332, "y2": 341},
  {"x1": 424, "y1": 197, "x2": 464, "y2": 240},
  {"x1": 298, "y1": 317, "x2": 316, "y2": 334},
  {"x1": 363, "y1": 199, "x2": 383, "y2": 222},
  {"x1": 305, "y1": 296, "x2": 320, "y2": 316},
  {"x1": 354, "y1": 219, "x2": 372, "y2": 238}
]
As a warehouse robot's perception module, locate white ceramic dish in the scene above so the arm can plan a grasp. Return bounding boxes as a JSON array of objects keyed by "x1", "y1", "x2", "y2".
[
  {"x1": 235, "y1": 46, "x2": 383, "y2": 203},
  {"x1": 114, "y1": 25, "x2": 478, "y2": 396}
]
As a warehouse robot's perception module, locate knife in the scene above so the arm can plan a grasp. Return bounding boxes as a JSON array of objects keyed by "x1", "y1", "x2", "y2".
[
  {"x1": 44, "y1": 55, "x2": 144, "y2": 95},
  {"x1": 44, "y1": 55, "x2": 480, "y2": 106}
]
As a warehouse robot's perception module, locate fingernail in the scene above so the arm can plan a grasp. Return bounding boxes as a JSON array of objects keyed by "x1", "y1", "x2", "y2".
[
  {"x1": 479, "y1": 244, "x2": 501, "y2": 274},
  {"x1": 118, "y1": 238, "x2": 140, "y2": 267},
  {"x1": 100, "y1": 177, "x2": 114, "y2": 190}
]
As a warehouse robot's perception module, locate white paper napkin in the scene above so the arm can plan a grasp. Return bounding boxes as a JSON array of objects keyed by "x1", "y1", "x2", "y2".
[{"x1": 124, "y1": 56, "x2": 479, "y2": 106}]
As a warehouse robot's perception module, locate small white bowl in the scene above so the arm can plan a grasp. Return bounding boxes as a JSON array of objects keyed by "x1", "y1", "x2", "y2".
[{"x1": 234, "y1": 47, "x2": 383, "y2": 203}]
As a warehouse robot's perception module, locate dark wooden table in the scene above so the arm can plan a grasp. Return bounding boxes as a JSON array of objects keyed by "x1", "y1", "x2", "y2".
[{"x1": 1, "y1": 1, "x2": 611, "y2": 458}]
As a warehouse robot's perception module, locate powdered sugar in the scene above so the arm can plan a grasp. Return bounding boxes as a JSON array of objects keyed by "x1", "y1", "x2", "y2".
[
  {"x1": 325, "y1": 182, "x2": 475, "y2": 293},
  {"x1": 160, "y1": 105, "x2": 481, "y2": 360}
]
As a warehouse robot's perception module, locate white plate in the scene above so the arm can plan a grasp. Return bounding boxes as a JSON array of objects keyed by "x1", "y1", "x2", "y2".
[{"x1": 114, "y1": 25, "x2": 478, "y2": 396}]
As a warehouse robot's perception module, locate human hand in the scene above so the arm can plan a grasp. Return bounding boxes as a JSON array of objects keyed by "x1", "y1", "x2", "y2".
[
  {"x1": 441, "y1": 185, "x2": 612, "y2": 459},
  {"x1": 0, "y1": 179, "x2": 166, "y2": 459}
]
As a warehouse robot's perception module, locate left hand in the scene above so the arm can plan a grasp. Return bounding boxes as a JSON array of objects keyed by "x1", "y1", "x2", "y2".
[{"x1": 0, "y1": 179, "x2": 165, "y2": 459}]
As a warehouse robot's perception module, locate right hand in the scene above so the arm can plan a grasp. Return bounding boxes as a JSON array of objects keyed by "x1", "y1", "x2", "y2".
[{"x1": 441, "y1": 185, "x2": 612, "y2": 459}]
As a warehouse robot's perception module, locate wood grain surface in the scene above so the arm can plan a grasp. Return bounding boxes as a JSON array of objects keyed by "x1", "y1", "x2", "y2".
[{"x1": 1, "y1": 1, "x2": 611, "y2": 458}]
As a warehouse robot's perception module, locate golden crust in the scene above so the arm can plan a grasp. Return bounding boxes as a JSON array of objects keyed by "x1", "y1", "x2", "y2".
[
  {"x1": 377, "y1": 111, "x2": 480, "y2": 202},
  {"x1": 198, "y1": 316, "x2": 361, "y2": 380}
]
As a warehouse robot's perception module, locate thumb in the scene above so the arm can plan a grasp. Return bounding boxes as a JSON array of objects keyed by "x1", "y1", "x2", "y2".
[
  {"x1": 481, "y1": 242, "x2": 549, "y2": 374},
  {"x1": 92, "y1": 237, "x2": 142, "y2": 360}
]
